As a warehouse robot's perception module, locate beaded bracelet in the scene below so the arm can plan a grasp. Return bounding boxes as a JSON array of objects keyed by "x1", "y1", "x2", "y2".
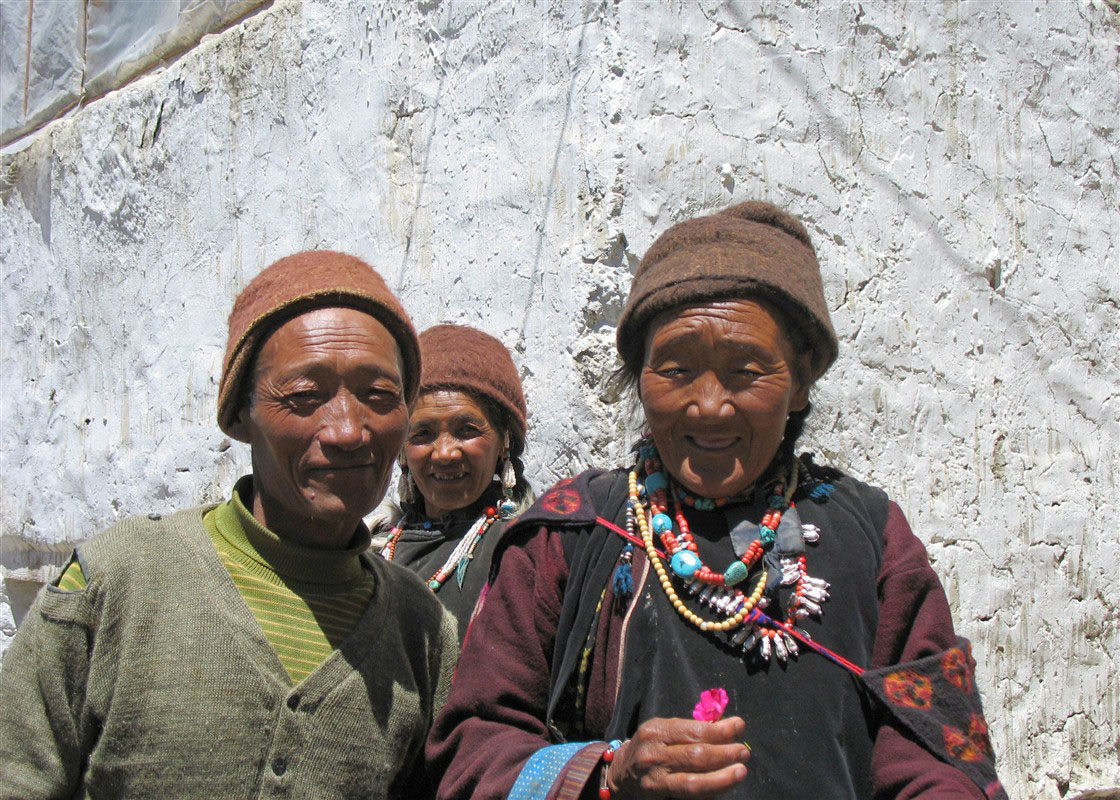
[{"x1": 597, "y1": 739, "x2": 625, "y2": 800}]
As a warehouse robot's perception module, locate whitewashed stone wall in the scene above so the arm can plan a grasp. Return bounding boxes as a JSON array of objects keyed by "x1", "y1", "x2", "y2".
[{"x1": 1, "y1": 1, "x2": 1116, "y2": 795}]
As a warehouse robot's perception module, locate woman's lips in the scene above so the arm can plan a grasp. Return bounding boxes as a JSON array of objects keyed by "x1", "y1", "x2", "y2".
[
  {"x1": 687, "y1": 435, "x2": 739, "y2": 451},
  {"x1": 429, "y1": 472, "x2": 469, "y2": 482}
]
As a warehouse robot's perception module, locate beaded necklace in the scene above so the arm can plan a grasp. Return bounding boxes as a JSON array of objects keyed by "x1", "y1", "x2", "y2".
[
  {"x1": 629, "y1": 444, "x2": 830, "y2": 662},
  {"x1": 380, "y1": 504, "x2": 506, "y2": 592}
]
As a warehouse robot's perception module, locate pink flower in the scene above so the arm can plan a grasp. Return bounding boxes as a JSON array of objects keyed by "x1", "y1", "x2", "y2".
[{"x1": 692, "y1": 688, "x2": 729, "y2": 722}]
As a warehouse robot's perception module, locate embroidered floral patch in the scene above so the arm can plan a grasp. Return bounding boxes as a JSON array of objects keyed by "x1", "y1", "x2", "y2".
[
  {"x1": 941, "y1": 647, "x2": 973, "y2": 693},
  {"x1": 943, "y1": 714, "x2": 993, "y2": 762},
  {"x1": 883, "y1": 669, "x2": 933, "y2": 710},
  {"x1": 540, "y1": 488, "x2": 582, "y2": 516},
  {"x1": 860, "y1": 638, "x2": 1007, "y2": 800}
]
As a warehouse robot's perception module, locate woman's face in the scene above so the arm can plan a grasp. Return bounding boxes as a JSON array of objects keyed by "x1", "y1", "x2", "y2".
[
  {"x1": 639, "y1": 298, "x2": 810, "y2": 499},
  {"x1": 405, "y1": 390, "x2": 505, "y2": 519}
]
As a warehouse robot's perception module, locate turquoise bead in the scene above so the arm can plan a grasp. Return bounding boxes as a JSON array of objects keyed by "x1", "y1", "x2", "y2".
[
  {"x1": 651, "y1": 513, "x2": 674, "y2": 534},
  {"x1": 644, "y1": 471, "x2": 667, "y2": 493},
  {"x1": 724, "y1": 560, "x2": 749, "y2": 586},
  {"x1": 694, "y1": 497, "x2": 716, "y2": 511},
  {"x1": 499, "y1": 499, "x2": 517, "y2": 516},
  {"x1": 670, "y1": 550, "x2": 702, "y2": 578},
  {"x1": 759, "y1": 526, "x2": 776, "y2": 545},
  {"x1": 428, "y1": 579, "x2": 441, "y2": 590}
]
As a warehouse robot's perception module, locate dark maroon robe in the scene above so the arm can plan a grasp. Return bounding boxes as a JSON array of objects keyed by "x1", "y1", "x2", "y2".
[{"x1": 427, "y1": 464, "x2": 1003, "y2": 799}]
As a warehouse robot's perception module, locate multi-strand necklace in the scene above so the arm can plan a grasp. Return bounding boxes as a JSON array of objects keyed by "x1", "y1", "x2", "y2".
[
  {"x1": 380, "y1": 505, "x2": 502, "y2": 592},
  {"x1": 629, "y1": 444, "x2": 830, "y2": 663}
]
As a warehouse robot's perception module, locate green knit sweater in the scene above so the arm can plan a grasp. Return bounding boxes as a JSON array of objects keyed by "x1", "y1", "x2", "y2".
[
  {"x1": 56, "y1": 478, "x2": 379, "y2": 684},
  {"x1": 0, "y1": 506, "x2": 459, "y2": 799}
]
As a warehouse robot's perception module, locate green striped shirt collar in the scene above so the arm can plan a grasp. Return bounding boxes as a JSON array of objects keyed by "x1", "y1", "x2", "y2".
[{"x1": 212, "y1": 476, "x2": 372, "y2": 585}]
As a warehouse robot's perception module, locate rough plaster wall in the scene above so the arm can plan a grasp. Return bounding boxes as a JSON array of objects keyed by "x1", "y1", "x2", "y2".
[{"x1": 1, "y1": 1, "x2": 1117, "y2": 795}]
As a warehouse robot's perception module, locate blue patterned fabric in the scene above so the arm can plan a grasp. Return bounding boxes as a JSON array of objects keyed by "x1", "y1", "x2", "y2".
[{"x1": 506, "y1": 742, "x2": 589, "y2": 800}]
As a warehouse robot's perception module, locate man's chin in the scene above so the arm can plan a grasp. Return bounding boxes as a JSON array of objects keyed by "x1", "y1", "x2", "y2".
[{"x1": 302, "y1": 492, "x2": 377, "y2": 527}]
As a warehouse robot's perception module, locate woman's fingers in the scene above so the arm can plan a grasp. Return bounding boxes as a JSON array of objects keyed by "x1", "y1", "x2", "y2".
[
  {"x1": 657, "y1": 740, "x2": 751, "y2": 774},
  {"x1": 648, "y1": 762, "x2": 749, "y2": 798},
  {"x1": 633, "y1": 715, "x2": 747, "y2": 747},
  {"x1": 608, "y1": 717, "x2": 752, "y2": 799}
]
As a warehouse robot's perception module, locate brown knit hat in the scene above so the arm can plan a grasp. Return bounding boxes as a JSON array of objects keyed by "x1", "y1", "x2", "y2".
[
  {"x1": 217, "y1": 250, "x2": 420, "y2": 435},
  {"x1": 417, "y1": 324, "x2": 528, "y2": 455},
  {"x1": 616, "y1": 200, "x2": 838, "y2": 383}
]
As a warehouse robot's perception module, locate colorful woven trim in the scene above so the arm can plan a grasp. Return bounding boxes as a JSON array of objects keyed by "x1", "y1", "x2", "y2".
[{"x1": 508, "y1": 742, "x2": 604, "y2": 800}]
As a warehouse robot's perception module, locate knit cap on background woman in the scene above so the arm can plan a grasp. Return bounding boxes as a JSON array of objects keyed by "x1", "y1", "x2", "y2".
[{"x1": 379, "y1": 323, "x2": 532, "y2": 642}]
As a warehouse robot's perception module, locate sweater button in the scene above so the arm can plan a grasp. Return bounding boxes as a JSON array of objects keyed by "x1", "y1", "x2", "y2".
[
  {"x1": 287, "y1": 694, "x2": 300, "y2": 710},
  {"x1": 272, "y1": 757, "x2": 287, "y2": 776}
]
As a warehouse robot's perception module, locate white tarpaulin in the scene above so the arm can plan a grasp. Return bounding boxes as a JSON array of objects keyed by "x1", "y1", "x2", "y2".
[{"x1": 0, "y1": 0, "x2": 263, "y2": 149}]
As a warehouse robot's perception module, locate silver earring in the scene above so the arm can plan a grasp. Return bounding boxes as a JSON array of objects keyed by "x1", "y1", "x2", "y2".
[
  {"x1": 397, "y1": 462, "x2": 415, "y2": 505},
  {"x1": 501, "y1": 457, "x2": 516, "y2": 492}
]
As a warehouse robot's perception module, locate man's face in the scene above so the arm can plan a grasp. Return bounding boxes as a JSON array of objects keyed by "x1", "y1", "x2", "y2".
[{"x1": 231, "y1": 307, "x2": 409, "y2": 549}]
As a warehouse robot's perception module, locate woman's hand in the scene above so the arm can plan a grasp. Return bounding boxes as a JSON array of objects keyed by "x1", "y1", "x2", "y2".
[{"x1": 606, "y1": 716, "x2": 751, "y2": 799}]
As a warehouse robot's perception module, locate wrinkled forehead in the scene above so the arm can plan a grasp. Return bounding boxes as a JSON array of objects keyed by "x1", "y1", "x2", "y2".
[
  {"x1": 644, "y1": 296, "x2": 796, "y2": 352},
  {"x1": 251, "y1": 306, "x2": 403, "y2": 380}
]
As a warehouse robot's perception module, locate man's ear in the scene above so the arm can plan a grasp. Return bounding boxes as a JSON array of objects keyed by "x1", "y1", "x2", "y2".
[{"x1": 227, "y1": 403, "x2": 252, "y2": 444}]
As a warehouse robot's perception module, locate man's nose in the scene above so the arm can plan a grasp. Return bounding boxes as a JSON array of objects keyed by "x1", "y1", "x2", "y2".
[{"x1": 319, "y1": 393, "x2": 369, "y2": 450}]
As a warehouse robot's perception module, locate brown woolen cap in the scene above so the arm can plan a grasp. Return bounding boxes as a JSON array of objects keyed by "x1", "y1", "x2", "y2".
[
  {"x1": 616, "y1": 201, "x2": 839, "y2": 382},
  {"x1": 418, "y1": 324, "x2": 528, "y2": 455},
  {"x1": 217, "y1": 250, "x2": 420, "y2": 435}
]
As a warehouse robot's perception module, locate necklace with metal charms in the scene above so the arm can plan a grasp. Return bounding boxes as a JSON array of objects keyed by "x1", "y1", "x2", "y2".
[
  {"x1": 630, "y1": 444, "x2": 830, "y2": 663},
  {"x1": 380, "y1": 505, "x2": 507, "y2": 592}
]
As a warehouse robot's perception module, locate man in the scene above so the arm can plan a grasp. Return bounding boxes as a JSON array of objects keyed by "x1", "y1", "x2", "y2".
[{"x1": 0, "y1": 251, "x2": 458, "y2": 799}]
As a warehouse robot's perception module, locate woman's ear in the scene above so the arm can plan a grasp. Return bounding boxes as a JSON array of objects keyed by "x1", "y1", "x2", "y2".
[
  {"x1": 789, "y1": 356, "x2": 813, "y2": 412},
  {"x1": 790, "y1": 382, "x2": 810, "y2": 413}
]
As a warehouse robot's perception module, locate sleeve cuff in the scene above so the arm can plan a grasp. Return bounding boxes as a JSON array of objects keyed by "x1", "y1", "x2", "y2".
[{"x1": 507, "y1": 741, "x2": 609, "y2": 800}]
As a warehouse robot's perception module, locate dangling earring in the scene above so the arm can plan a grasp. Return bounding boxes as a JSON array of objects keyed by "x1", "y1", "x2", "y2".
[
  {"x1": 397, "y1": 457, "x2": 415, "y2": 506},
  {"x1": 499, "y1": 434, "x2": 517, "y2": 518}
]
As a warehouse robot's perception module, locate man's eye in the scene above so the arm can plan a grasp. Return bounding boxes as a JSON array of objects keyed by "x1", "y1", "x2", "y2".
[{"x1": 366, "y1": 386, "x2": 401, "y2": 403}]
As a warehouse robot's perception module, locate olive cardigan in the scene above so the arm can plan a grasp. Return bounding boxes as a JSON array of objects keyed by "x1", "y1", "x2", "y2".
[{"x1": 0, "y1": 506, "x2": 458, "y2": 799}]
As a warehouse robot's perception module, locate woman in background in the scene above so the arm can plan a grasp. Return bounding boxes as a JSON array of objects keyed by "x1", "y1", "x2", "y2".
[{"x1": 380, "y1": 324, "x2": 532, "y2": 641}]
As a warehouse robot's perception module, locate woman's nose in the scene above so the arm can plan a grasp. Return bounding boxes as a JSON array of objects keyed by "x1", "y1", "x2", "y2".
[
  {"x1": 431, "y1": 433, "x2": 461, "y2": 462},
  {"x1": 689, "y1": 372, "x2": 734, "y2": 418}
]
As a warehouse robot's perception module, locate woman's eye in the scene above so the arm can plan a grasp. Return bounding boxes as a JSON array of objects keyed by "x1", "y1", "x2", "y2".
[{"x1": 658, "y1": 367, "x2": 689, "y2": 378}]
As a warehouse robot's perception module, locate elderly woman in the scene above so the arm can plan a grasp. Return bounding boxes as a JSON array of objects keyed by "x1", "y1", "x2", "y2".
[
  {"x1": 427, "y1": 203, "x2": 1005, "y2": 799},
  {"x1": 380, "y1": 324, "x2": 532, "y2": 639}
]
